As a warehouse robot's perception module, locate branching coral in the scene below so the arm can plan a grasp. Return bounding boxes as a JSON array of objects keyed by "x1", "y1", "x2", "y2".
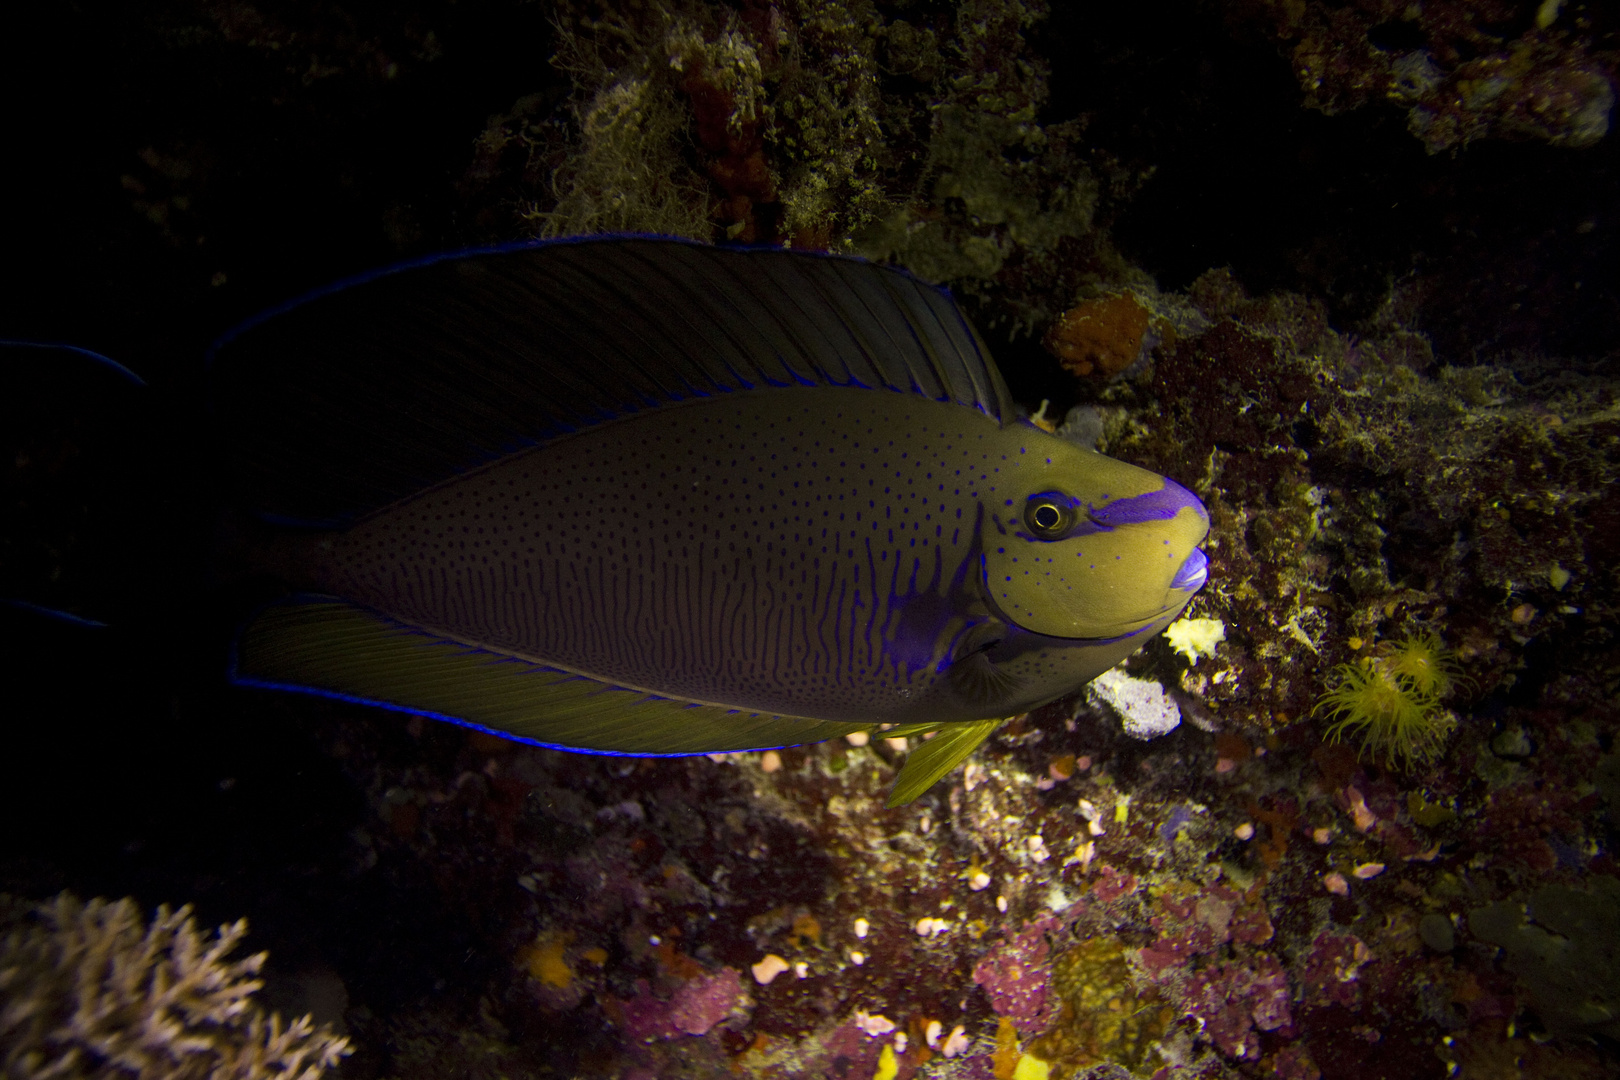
[
  {"x1": 0, "y1": 893, "x2": 350, "y2": 1080},
  {"x1": 1314, "y1": 633, "x2": 1462, "y2": 766}
]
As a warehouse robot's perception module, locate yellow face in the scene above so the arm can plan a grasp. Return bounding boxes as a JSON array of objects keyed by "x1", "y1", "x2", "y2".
[{"x1": 980, "y1": 431, "x2": 1209, "y2": 639}]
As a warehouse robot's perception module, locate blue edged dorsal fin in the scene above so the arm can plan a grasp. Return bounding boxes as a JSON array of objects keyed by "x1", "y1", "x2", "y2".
[
  {"x1": 232, "y1": 597, "x2": 871, "y2": 755},
  {"x1": 0, "y1": 598, "x2": 109, "y2": 628},
  {"x1": 209, "y1": 237, "x2": 1015, "y2": 525}
]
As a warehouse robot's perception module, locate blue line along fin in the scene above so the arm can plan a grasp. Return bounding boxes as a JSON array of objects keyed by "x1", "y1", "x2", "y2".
[
  {"x1": 0, "y1": 340, "x2": 146, "y2": 388},
  {"x1": 1, "y1": 342, "x2": 152, "y2": 626},
  {"x1": 233, "y1": 597, "x2": 871, "y2": 755},
  {"x1": 209, "y1": 237, "x2": 1015, "y2": 526}
]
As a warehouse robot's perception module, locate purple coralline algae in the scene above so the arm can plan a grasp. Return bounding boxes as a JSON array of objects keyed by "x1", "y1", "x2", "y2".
[
  {"x1": 618, "y1": 967, "x2": 745, "y2": 1040},
  {"x1": 1301, "y1": 931, "x2": 1376, "y2": 1010},
  {"x1": 1089, "y1": 864, "x2": 1140, "y2": 903},
  {"x1": 971, "y1": 916, "x2": 1063, "y2": 1033},
  {"x1": 1133, "y1": 882, "x2": 1292, "y2": 1061},
  {"x1": 1183, "y1": 956, "x2": 1293, "y2": 1059},
  {"x1": 805, "y1": 1018, "x2": 888, "y2": 1079},
  {"x1": 1138, "y1": 883, "x2": 1273, "y2": 976}
]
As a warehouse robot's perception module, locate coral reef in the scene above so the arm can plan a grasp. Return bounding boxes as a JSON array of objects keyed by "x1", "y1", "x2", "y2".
[
  {"x1": 0, "y1": 893, "x2": 349, "y2": 1080},
  {"x1": 1097, "y1": 267, "x2": 1620, "y2": 746},
  {"x1": 463, "y1": 0, "x2": 1110, "y2": 338},
  {"x1": 1231, "y1": 0, "x2": 1619, "y2": 152},
  {"x1": 250, "y1": 635, "x2": 1610, "y2": 1078},
  {"x1": 470, "y1": 0, "x2": 897, "y2": 246}
]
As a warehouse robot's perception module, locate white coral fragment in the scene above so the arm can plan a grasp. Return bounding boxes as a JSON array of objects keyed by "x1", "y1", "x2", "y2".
[
  {"x1": 1086, "y1": 667, "x2": 1182, "y2": 739},
  {"x1": 854, "y1": 1010, "x2": 896, "y2": 1036}
]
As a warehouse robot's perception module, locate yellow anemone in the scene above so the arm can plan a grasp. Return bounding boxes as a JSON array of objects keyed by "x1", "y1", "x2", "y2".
[
  {"x1": 1376, "y1": 629, "x2": 1466, "y2": 699},
  {"x1": 1315, "y1": 654, "x2": 1456, "y2": 767}
]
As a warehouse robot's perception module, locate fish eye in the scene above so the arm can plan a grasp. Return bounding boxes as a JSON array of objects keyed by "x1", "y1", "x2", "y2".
[{"x1": 1024, "y1": 493, "x2": 1075, "y2": 539}]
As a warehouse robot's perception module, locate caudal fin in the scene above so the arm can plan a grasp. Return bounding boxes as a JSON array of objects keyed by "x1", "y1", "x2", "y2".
[{"x1": 0, "y1": 342, "x2": 170, "y2": 627}]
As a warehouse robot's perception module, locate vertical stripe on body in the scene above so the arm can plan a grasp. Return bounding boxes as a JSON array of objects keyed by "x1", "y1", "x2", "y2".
[{"x1": 315, "y1": 387, "x2": 1011, "y2": 721}]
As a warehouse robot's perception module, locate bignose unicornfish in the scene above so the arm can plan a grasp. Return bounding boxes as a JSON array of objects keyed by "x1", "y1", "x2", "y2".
[{"x1": 209, "y1": 237, "x2": 1209, "y2": 805}]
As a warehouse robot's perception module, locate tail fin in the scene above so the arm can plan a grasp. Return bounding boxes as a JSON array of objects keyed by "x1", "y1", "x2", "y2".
[{"x1": 0, "y1": 342, "x2": 175, "y2": 627}]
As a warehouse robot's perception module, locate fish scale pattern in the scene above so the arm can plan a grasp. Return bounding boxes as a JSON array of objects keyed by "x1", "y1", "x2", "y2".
[{"x1": 319, "y1": 388, "x2": 1012, "y2": 721}]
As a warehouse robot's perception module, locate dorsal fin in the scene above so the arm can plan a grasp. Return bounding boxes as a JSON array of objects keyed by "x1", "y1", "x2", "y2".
[{"x1": 210, "y1": 237, "x2": 1015, "y2": 525}]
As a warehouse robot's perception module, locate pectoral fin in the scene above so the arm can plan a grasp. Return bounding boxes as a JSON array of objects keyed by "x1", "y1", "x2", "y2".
[{"x1": 885, "y1": 717, "x2": 1004, "y2": 807}]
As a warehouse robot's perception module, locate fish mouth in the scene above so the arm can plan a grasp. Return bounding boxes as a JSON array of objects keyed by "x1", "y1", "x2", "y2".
[{"x1": 1170, "y1": 547, "x2": 1209, "y2": 592}]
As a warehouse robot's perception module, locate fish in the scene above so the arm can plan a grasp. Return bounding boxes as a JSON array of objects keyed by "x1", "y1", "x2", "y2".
[
  {"x1": 1, "y1": 340, "x2": 160, "y2": 631},
  {"x1": 19, "y1": 238, "x2": 1210, "y2": 805}
]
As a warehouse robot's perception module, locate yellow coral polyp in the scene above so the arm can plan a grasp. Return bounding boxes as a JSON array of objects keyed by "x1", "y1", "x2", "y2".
[
  {"x1": 1315, "y1": 642, "x2": 1457, "y2": 767},
  {"x1": 1377, "y1": 629, "x2": 1464, "y2": 698}
]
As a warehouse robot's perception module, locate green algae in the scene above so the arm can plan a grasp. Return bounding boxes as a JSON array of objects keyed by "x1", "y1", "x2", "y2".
[
  {"x1": 1469, "y1": 877, "x2": 1620, "y2": 1041},
  {"x1": 1025, "y1": 936, "x2": 1171, "y2": 1076},
  {"x1": 534, "y1": 75, "x2": 715, "y2": 239}
]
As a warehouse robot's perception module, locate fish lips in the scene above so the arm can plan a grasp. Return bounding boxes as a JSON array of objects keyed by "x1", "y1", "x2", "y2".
[{"x1": 1170, "y1": 546, "x2": 1209, "y2": 592}]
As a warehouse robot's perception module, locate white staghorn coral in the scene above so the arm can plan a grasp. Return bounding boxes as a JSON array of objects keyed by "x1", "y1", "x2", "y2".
[{"x1": 0, "y1": 893, "x2": 350, "y2": 1080}]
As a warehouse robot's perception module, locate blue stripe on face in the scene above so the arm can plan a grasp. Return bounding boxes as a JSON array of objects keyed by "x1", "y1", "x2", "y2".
[{"x1": 1091, "y1": 477, "x2": 1207, "y2": 527}]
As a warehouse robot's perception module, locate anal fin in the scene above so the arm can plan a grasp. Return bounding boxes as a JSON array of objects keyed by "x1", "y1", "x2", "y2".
[{"x1": 233, "y1": 598, "x2": 869, "y2": 755}]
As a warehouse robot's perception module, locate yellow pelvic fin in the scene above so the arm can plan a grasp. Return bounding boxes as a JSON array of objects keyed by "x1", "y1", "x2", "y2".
[{"x1": 885, "y1": 717, "x2": 1004, "y2": 808}]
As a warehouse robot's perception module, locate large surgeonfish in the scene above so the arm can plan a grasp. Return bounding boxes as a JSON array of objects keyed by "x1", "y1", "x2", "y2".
[{"x1": 211, "y1": 237, "x2": 1209, "y2": 805}]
